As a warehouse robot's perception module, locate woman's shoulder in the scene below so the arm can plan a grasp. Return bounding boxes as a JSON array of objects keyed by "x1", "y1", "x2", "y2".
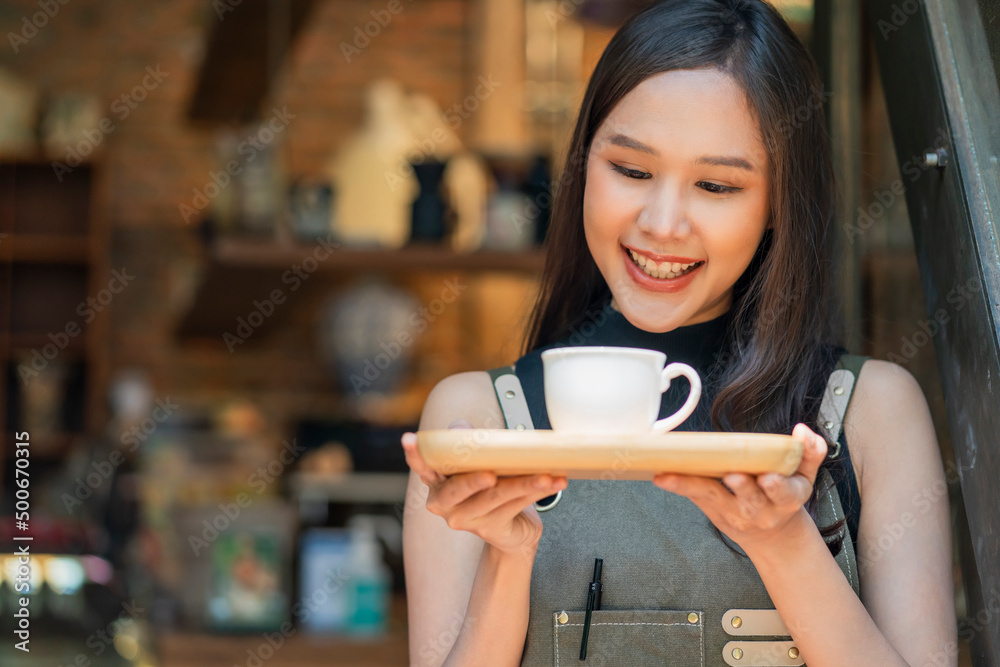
[
  {"x1": 843, "y1": 358, "x2": 938, "y2": 497},
  {"x1": 418, "y1": 370, "x2": 505, "y2": 430},
  {"x1": 849, "y1": 358, "x2": 931, "y2": 434}
]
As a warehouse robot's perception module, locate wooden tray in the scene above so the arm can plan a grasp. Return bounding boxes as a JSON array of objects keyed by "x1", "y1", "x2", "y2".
[{"x1": 416, "y1": 429, "x2": 805, "y2": 480}]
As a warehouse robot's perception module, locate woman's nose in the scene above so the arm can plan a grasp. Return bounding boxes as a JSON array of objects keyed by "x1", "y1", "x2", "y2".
[{"x1": 635, "y1": 183, "x2": 690, "y2": 239}]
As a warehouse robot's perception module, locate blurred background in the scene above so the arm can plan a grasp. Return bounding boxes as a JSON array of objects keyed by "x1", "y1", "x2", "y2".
[{"x1": 0, "y1": 0, "x2": 994, "y2": 665}]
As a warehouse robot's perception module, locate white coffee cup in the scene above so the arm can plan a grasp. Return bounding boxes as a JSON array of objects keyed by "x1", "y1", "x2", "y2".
[{"x1": 540, "y1": 346, "x2": 702, "y2": 434}]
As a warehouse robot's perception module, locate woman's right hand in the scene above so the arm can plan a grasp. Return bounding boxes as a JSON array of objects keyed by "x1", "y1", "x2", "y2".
[{"x1": 401, "y1": 420, "x2": 567, "y2": 557}]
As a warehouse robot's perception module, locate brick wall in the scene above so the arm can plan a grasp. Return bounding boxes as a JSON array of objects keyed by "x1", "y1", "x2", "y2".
[{"x1": 0, "y1": 0, "x2": 517, "y2": 434}]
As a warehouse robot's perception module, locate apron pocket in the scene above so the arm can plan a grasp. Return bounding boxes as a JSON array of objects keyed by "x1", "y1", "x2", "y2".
[{"x1": 552, "y1": 608, "x2": 704, "y2": 666}]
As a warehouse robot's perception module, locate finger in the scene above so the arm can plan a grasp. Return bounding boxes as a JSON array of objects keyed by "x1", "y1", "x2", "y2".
[
  {"x1": 792, "y1": 423, "x2": 827, "y2": 484},
  {"x1": 457, "y1": 475, "x2": 565, "y2": 518},
  {"x1": 722, "y1": 473, "x2": 769, "y2": 519},
  {"x1": 654, "y1": 473, "x2": 733, "y2": 509},
  {"x1": 401, "y1": 433, "x2": 445, "y2": 487},
  {"x1": 429, "y1": 471, "x2": 499, "y2": 512},
  {"x1": 448, "y1": 419, "x2": 473, "y2": 429},
  {"x1": 484, "y1": 483, "x2": 567, "y2": 524},
  {"x1": 758, "y1": 472, "x2": 811, "y2": 507}
]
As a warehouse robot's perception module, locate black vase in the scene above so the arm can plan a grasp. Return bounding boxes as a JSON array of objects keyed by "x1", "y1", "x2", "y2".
[{"x1": 409, "y1": 159, "x2": 449, "y2": 243}]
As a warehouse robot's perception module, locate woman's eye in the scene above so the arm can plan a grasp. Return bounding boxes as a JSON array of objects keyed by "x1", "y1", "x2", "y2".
[
  {"x1": 609, "y1": 162, "x2": 651, "y2": 180},
  {"x1": 698, "y1": 181, "x2": 741, "y2": 195}
]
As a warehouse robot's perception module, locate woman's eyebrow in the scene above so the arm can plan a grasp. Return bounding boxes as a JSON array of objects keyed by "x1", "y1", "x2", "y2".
[
  {"x1": 695, "y1": 155, "x2": 755, "y2": 171},
  {"x1": 605, "y1": 133, "x2": 755, "y2": 172},
  {"x1": 607, "y1": 132, "x2": 659, "y2": 156}
]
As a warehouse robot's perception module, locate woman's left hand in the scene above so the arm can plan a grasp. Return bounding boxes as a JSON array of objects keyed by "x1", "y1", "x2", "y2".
[{"x1": 652, "y1": 423, "x2": 828, "y2": 552}]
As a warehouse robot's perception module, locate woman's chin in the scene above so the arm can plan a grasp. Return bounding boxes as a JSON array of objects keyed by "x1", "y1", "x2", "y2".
[{"x1": 610, "y1": 291, "x2": 690, "y2": 333}]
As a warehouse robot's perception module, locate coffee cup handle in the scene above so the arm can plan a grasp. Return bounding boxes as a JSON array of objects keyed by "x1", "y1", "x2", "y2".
[{"x1": 651, "y1": 362, "x2": 702, "y2": 434}]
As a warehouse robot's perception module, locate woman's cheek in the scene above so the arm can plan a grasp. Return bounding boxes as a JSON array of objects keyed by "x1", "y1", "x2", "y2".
[{"x1": 583, "y1": 173, "x2": 626, "y2": 242}]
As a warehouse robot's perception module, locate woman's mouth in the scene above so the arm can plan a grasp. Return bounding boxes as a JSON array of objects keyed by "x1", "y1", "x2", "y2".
[{"x1": 625, "y1": 247, "x2": 704, "y2": 280}]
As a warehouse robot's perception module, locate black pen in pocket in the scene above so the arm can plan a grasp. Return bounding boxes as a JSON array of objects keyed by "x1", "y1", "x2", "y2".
[{"x1": 579, "y1": 558, "x2": 603, "y2": 660}]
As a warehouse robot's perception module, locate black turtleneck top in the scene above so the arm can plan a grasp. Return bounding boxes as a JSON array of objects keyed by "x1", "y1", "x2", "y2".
[{"x1": 511, "y1": 298, "x2": 861, "y2": 547}]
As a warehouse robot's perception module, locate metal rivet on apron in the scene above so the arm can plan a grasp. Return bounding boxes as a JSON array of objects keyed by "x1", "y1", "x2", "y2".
[
  {"x1": 833, "y1": 386, "x2": 844, "y2": 395},
  {"x1": 732, "y1": 647, "x2": 743, "y2": 660},
  {"x1": 731, "y1": 616, "x2": 742, "y2": 628},
  {"x1": 687, "y1": 612, "x2": 699, "y2": 624},
  {"x1": 557, "y1": 611, "x2": 569, "y2": 624},
  {"x1": 515, "y1": 424, "x2": 526, "y2": 431},
  {"x1": 505, "y1": 390, "x2": 515, "y2": 399},
  {"x1": 788, "y1": 647, "x2": 800, "y2": 659},
  {"x1": 823, "y1": 420, "x2": 834, "y2": 429}
]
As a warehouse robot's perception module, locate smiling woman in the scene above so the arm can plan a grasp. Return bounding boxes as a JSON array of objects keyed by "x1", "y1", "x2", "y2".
[
  {"x1": 402, "y1": 1, "x2": 957, "y2": 666},
  {"x1": 583, "y1": 68, "x2": 770, "y2": 326}
]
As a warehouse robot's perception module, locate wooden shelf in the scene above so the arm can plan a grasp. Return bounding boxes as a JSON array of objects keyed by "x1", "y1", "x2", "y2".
[
  {"x1": 4, "y1": 332, "x2": 88, "y2": 353},
  {"x1": 1, "y1": 233, "x2": 90, "y2": 263},
  {"x1": 213, "y1": 238, "x2": 545, "y2": 273},
  {"x1": 176, "y1": 238, "x2": 545, "y2": 340},
  {"x1": 157, "y1": 594, "x2": 409, "y2": 667},
  {"x1": 0, "y1": 159, "x2": 109, "y2": 474},
  {"x1": 289, "y1": 472, "x2": 409, "y2": 504}
]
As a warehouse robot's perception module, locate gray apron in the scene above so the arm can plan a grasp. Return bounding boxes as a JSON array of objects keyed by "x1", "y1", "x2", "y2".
[{"x1": 486, "y1": 354, "x2": 867, "y2": 666}]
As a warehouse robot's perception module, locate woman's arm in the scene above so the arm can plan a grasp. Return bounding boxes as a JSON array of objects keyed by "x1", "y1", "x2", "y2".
[
  {"x1": 404, "y1": 472, "x2": 540, "y2": 667},
  {"x1": 744, "y1": 361, "x2": 956, "y2": 666},
  {"x1": 654, "y1": 360, "x2": 957, "y2": 666},
  {"x1": 403, "y1": 372, "x2": 561, "y2": 667}
]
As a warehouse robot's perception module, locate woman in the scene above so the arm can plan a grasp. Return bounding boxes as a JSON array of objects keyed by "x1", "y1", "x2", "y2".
[{"x1": 401, "y1": 1, "x2": 957, "y2": 665}]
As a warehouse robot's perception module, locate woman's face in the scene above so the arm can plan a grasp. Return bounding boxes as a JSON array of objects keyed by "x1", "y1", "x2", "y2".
[{"x1": 583, "y1": 67, "x2": 771, "y2": 332}]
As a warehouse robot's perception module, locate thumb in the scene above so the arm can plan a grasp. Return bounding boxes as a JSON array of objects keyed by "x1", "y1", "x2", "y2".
[
  {"x1": 448, "y1": 419, "x2": 474, "y2": 429},
  {"x1": 792, "y1": 423, "x2": 827, "y2": 484}
]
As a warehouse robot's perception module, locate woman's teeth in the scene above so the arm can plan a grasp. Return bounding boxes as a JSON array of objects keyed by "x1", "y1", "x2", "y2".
[{"x1": 628, "y1": 249, "x2": 702, "y2": 279}]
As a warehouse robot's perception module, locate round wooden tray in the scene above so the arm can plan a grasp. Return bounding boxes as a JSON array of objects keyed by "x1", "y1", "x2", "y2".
[{"x1": 416, "y1": 429, "x2": 805, "y2": 480}]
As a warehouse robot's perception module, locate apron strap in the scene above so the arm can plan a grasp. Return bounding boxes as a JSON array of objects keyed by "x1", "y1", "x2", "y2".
[
  {"x1": 816, "y1": 352, "x2": 869, "y2": 598},
  {"x1": 486, "y1": 365, "x2": 535, "y2": 431},
  {"x1": 486, "y1": 365, "x2": 560, "y2": 511},
  {"x1": 817, "y1": 353, "x2": 869, "y2": 458}
]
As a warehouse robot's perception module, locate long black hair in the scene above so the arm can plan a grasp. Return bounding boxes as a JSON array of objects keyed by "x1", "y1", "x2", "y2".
[{"x1": 522, "y1": 0, "x2": 848, "y2": 552}]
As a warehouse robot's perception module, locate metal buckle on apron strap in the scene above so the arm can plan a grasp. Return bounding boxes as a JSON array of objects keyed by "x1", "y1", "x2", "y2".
[
  {"x1": 817, "y1": 367, "x2": 856, "y2": 459},
  {"x1": 535, "y1": 489, "x2": 562, "y2": 511}
]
